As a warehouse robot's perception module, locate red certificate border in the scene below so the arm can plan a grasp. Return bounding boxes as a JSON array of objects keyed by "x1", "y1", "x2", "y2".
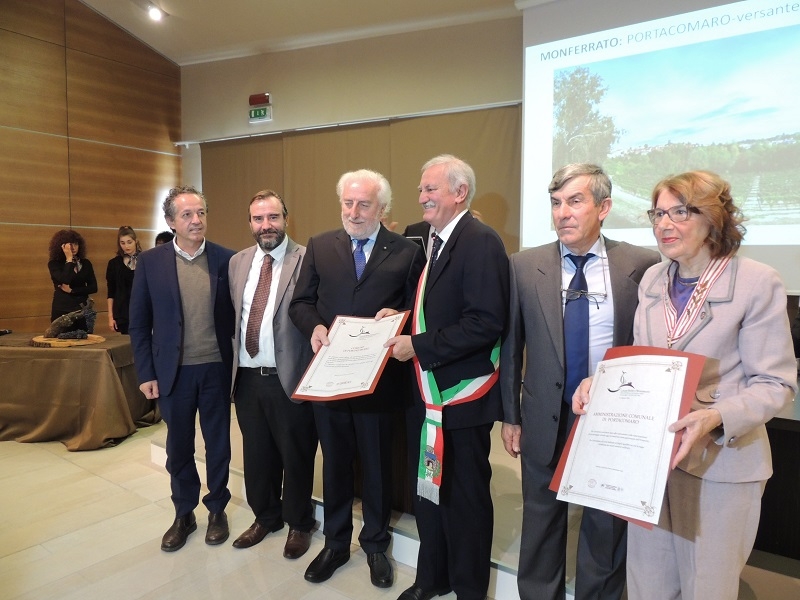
[
  {"x1": 549, "y1": 345, "x2": 706, "y2": 529},
  {"x1": 291, "y1": 311, "x2": 410, "y2": 402}
]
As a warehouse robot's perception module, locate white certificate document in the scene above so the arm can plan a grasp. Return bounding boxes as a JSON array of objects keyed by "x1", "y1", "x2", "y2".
[
  {"x1": 292, "y1": 312, "x2": 408, "y2": 401},
  {"x1": 556, "y1": 354, "x2": 689, "y2": 524}
]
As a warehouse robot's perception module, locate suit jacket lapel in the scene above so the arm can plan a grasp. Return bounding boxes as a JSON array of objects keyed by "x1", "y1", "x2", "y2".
[
  {"x1": 206, "y1": 242, "x2": 219, "y2": 300},
  {"x1": 233, "y1": 246, "x2": 257, "y2": 323},
  {"x1": 335, "y1": 230, "x2": 357, "y2": 282},
  {"x1": 360, "y1": 226, "x2": 393, "y2": 282},
  {"x1": 606, "y1": 238, "x2": 641, "y2": 347},
  {"x1": 425, "y1": 212, "x2": 472, "y2": 291},
  {"x1": 274, "y1": 239, "x2": 300, "y2": 317},
  {"x1": 540, "y1": 241, "x2": 565, "y2": 367}
]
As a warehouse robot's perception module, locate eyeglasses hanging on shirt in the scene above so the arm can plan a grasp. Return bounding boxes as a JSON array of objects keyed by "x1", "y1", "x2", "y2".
[{"x1": 560, "y1": 253, "x2": 608, "y2": 310}]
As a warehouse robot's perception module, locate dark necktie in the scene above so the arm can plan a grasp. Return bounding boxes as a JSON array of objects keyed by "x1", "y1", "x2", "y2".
[
  {"x1": 563, "y1": 253, "x2": 595, "y2": 404},
  {"x1": 354, "y1": 238, "x2": 368, "y2": 279},
  {"x1": 429, "y1": 233, "x2": 443, "y2": 270},
  {"x1": 245, "y1": 254, "x2": 273, "y2": 358}
]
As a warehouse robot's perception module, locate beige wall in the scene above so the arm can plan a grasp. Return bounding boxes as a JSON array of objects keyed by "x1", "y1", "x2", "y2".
[{"x1": 181, "y1": 17, "x2": 523, "y2": 144}]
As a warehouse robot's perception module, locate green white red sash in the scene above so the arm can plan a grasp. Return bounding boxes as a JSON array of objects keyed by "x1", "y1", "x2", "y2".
[{"x1": 412, "y1": 261, "x2": 500, "y2": 504}]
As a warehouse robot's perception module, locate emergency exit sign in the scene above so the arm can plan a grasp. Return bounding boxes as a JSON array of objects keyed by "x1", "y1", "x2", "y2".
[{"x1": 249, "y1": 105, "x2": 272, "y2": 123}]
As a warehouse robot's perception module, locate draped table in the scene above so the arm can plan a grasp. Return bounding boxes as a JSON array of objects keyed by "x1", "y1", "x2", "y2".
[{"x1": 0, "y1": 332, "x2": 160, "y2": 450}]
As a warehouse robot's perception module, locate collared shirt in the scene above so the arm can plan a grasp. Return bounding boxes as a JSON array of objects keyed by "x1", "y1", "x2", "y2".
[
  {"x1": 238, "y1": 236, "x2": 288, "y2": 368},
  {"x1": 431, "y1": 209, "x2": 470, "y2": 256},
  {"x1": 350, "y1": 223, "x2": 381, "y2": 262},
  {"x1": 172, "y1": 238, "x2": 206, "y2": 261},
  {"x1": 560, "y1": 236, "x2": 615, "y2": 376}
]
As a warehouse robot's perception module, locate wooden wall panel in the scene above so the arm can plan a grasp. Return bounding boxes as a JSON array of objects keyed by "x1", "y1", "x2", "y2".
[
  {"x1": 66, "y1": 50, "x2": 180, "y2": 154},
  {"x1": 0, "y1": 129, "x2": 70, "y2": 224},
  {"x1": 68, "y1": 138, "x2": 181, "y2": 230},
  {"x1": 1, "y1": 1, "x2": 182, "y2": 331},
  {"x1": 201, "y1": 135, "x2": 285, "y2": 252},
  {"x1": 64, "y1": 0, "x2": 179, "y2": 78},
  {"x1": 0, "y1": 0, "x2": 65, "y2": 45},
  {"x1": 283, "y1": 123, "x2": 392, "y2": 246},
  {"x1": 0, "y1": 30, "x2": 67, "y2": 135},
  {"x1": 0, "y1": 225, "x2": 61, "y2": 322}
]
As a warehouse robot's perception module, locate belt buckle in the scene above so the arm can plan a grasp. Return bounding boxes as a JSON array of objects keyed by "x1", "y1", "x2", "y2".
[{"x1": 259, "y1": 366, "x2": 275, "y2": 376}]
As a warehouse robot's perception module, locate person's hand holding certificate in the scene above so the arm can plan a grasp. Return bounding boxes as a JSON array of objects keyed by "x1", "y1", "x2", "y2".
[
  {"x1": 292, "y1": 312, "x2": 409, "y2": 401},
  {"x1": 553, "y1": 347, "x2": 703, "y2": 525}
]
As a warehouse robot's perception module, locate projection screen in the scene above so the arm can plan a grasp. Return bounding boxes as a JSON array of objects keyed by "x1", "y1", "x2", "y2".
[{"x1": 520, "y1": 0, "x2": 800, "y2": 292}]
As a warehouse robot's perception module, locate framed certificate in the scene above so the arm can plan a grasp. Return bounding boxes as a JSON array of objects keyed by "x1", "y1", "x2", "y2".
[
  {"x1": 551, "y1": 346, "x2": 705, "y2": 526},
  {"x1": 292, "y1": 312, "x2": 409, "y2": 401}
]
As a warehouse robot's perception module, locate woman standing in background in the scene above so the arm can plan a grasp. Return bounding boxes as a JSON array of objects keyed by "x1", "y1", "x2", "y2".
[
  {"x1": 106, "y1": 226, "x2": 141, "y2": 334},
  {"x1": 48, "y1": 229, "x2": 98, "y2": 332}
]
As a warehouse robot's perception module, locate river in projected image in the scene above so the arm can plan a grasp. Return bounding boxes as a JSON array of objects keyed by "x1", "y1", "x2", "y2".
[{"x1": 552, "y1": 25, "x2": 800, "y2": 230}]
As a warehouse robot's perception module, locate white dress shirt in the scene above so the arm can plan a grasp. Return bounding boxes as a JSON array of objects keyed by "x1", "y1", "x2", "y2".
[{"x1": 238, "y1": 236, "x2": 288, "y2": 368}]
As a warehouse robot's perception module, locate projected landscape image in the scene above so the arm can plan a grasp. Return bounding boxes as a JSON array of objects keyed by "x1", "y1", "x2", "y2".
[{"x1": 552, "y1": 25, "x2": 800, "y2": 229}]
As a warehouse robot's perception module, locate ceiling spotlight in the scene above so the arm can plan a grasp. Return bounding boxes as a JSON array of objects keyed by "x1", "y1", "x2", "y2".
[{"x1": 148, "y1": 5, "x2": 164, "y2": 21}]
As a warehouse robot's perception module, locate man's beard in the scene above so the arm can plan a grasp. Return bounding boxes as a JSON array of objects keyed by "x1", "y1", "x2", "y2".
[{"x1": 255, "y1": 228, "x2": 286, "y2": 251}]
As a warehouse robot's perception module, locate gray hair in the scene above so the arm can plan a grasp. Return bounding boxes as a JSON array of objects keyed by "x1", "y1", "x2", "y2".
[
  {"x1": 548, "y1": 164, "x2": 611, "y2": 205},
  {"x1": 163, "y1": 185, "x2": 207, "y2": 220},
  {"x1": 422, "y1": 154, "x2": 476, "y2": 206},
  {"x1": 336, "y1": 169, "x2": 392, "y2": 213}
]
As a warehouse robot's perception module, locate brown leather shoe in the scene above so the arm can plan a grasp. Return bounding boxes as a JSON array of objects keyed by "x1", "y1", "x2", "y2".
[
  {"x1": 205, "y1": 511, "x2": 229, "y2": 545},
  {"x1": 283, "y1": 528, "x2": 312, "y2": 559},
  {"x1": 161, "y1": 512, "x2": 197, "y2": 552},
  {"x1": 232, "y1": 521, "x2": 283, "y2": 549}
]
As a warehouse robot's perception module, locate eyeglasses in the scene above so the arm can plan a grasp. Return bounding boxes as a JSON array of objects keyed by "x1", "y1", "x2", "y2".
[
  {"x1": 646, "y1": 205, "x2": 698, "y2": 225},
  {"x1": 561, "y1": 255, "x2": 607, "y2": 309},
  {"x1": 561, "y1": 288, "x2": 607, "y2": 309}
]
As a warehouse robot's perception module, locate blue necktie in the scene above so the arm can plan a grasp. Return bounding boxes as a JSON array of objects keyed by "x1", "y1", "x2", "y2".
[
  {"x1": 563, "y1": 253, "x2": 594, "y2": 404},
  {"x1": 353, "y1": 238, "x2": 368, "y2": 279}
]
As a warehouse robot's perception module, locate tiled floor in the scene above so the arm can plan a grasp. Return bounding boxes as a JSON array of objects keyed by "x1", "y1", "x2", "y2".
[{"x1": 1, "y1": 420, "x2": 798, "y2": 600}]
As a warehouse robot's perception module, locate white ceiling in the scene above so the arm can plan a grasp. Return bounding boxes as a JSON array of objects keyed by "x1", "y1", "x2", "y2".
[{"x1": 80, "y1": 0, "x2": 548, "y2": 67}]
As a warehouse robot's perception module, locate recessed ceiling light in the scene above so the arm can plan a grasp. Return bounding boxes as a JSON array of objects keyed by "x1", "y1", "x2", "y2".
[{"x1": 148, "y1": 5, "x2": 163, "y2": 21}]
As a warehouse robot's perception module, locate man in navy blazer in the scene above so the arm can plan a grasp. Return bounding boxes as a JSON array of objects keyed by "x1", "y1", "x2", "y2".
[
  {"x1": 387, "y1": 155, "x2": 509, "y2": 600},
  {"x1": 129, "y1": 185, "x2": 235, "y2": 552},
  {"x1": 290, "y1": 169, "x2": 425, "y2": 589}
]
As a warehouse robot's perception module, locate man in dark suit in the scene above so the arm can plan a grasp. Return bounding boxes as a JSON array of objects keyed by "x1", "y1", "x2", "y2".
[
  {"x1": 402, "y1": 221, "x2": 432, "y2": 259},
  {"x1": 228, "y1": 190, "x2": 317, "y2": 558},
  {"x1": 500, "y1": 164, "x2": 661, "y2": 600},
  {"x1": 129, "y1": 185, "x2": 235, "y2": 552},
  {"x1": 289, "y1": 169, "x2": 425, "y2": 588},
  {"x1": 386, "y1": 154, "x2": 509, "y2": 600}
]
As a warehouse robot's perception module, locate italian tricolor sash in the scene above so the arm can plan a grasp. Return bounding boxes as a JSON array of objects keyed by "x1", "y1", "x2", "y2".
[{"x1": 412, "y1": 262, "x2": 500, "y2": 504}]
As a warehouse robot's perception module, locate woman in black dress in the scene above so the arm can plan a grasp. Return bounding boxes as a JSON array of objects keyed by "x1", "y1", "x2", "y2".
[
  {"x1": 48, "y1": 229, "x2": 98, "y2": 332},
  {"x1": 105, "y1": 226, "x2": 141, "y2": 334}
]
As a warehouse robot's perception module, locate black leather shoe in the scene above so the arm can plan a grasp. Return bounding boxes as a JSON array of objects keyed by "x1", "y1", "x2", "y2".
[
  {"x1": 205, "y1": 511, "x2": 229, "y2": 545},
  {"x1": 232, "y1": 521, "x2": 283, "y2": 549},
  {"x1": 367, "y1": 552, "x2": 393, "y2": 588},
  {"x1": 304, "y1": 547, "x2": 350, "y2": 583},
  {"x1": 397, "y1": 584, "x2": 452, "y2": 600},
  {"x1": 161, "y1": 512, "x2": 197, "y2": 552}
]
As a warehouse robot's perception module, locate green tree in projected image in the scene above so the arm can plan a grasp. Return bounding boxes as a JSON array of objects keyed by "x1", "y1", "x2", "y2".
[{"x1": 552, "y1": 67, "x2": 620, "y2": 169}]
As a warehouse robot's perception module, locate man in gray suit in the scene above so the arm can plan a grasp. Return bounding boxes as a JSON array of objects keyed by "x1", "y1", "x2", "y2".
[
  {"x1": 228, "y1": 190, "x2": 317, "y2": 559},
  {"x1": 500, "y1": 164, "x2": 661, "y2": 600}
]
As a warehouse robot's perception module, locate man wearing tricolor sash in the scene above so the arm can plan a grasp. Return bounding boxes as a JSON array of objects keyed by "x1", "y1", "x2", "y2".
[{"x1": 385, "y1": 155, "x2": 509, "y2": 600}]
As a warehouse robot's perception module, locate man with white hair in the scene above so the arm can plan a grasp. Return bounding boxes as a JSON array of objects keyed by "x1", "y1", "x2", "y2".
[{"x1": 290, "y1": 169, "x2": 425, "y2": 589}]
